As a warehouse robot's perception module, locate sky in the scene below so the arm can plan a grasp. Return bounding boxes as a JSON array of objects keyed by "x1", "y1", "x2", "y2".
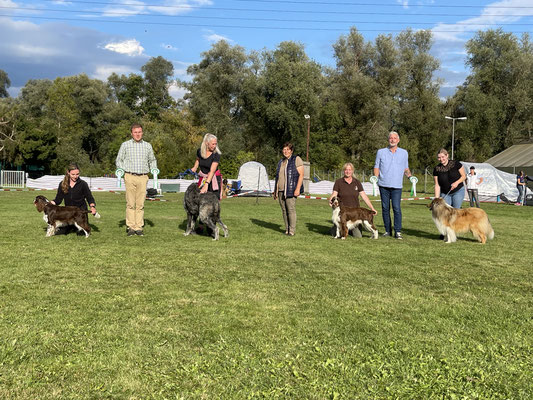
[{"x1": 1, "y1": 0, "x2": 532, "y2": 99}]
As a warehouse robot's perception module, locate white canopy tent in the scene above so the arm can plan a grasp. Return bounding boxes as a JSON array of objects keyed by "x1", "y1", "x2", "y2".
[
  {"x1": 461, "y1": 162, "x2": 521, "y2": 202},
  {"x1": 237, "y1": 161, "x2": 272, "y2": 195}
]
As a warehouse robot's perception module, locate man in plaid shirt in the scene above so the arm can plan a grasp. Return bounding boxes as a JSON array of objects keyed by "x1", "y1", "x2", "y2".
[{"x1": 116, "y1": 123, "x2": 158, "y2": 236}]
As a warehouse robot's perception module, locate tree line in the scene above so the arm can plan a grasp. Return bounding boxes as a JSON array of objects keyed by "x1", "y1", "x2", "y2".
[{"x1": 1, "y1": 28, "x2": 531, "y2": 178}]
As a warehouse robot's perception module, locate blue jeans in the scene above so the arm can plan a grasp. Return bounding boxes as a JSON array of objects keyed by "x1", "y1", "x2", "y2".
[
  {"x1": 442, "y1": 185, "x2": 465, "y2": 209},
  {"x1": 517, "y1": 185, "x2": 524, "y2": 203},
  {"x1": 379, "y1": 186, "x2": 402, "y2": 234}
]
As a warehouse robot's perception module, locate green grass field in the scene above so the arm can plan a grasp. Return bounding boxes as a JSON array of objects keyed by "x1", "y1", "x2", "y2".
[{"x1": 0, "y1": 190, "x2": 531, "y2": 399}]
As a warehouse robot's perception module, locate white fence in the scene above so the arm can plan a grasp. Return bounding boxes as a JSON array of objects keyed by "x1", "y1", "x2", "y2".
[{"x1": 1, "y1": 170, "x2": 25, "y2": 188}]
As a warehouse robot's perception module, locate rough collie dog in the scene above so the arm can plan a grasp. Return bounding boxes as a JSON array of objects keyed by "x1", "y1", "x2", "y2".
[
  {"x1": 183, "y1": 183, "x2": 229, "y2": 240},
  {"x1": 428, "y1": 197, "x2": 494, "y2": 244},
  {"x1": 34, "y1": 195, "x2": 99, "y2": 238},
  {"x1": 331, "y1": 197, "x2": 378, "y2": 240}
]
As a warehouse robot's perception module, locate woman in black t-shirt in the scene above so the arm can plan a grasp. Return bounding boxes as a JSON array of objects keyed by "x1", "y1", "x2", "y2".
[
  {"x1": 191, "y1": 133, "x2": 222, "y2": 199},
  {"x1": 433, "y1": 148, "x2": 466, "y2": 208}
]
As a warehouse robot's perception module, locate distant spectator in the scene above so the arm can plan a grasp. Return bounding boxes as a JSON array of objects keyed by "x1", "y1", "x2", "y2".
[
  {"x1": 466, "y1": 166, "x2": 483, "y2": 208},
  {"x1": 516, "y1": 170, "x2": 526, "y2": 206}
]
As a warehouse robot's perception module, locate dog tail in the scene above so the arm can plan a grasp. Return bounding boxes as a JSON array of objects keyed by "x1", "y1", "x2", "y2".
[{"x1": 487, "y1": 226, "x2": 494, "y2": 240}]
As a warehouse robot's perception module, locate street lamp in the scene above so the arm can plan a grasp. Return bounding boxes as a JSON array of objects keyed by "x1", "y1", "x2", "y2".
[
  {"x1": 445, "y1": 116, "x2": 467, "y2": 160},
  {"x1": 304, "y1": 114, "x2": 310, "y2": 162}
]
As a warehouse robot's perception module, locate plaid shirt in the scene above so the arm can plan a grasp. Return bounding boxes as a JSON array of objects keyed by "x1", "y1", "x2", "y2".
[{"x1": 116, "y1": 139, "x2": 157, "y2": 174}]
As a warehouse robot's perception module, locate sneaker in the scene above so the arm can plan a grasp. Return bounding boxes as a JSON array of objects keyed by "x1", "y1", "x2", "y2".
[
  {"x1": 127, "y1": 228, "x2": 136, "y2": 236},
  {"x1": 395, "y1": 232, "x2": 403, "y2": 240},
  {"x1": 135, "y1": 230, "x2": 144, "y2": 236},
  {"x1": 515, "y1": 202, "x2": 521, "y2": 206},
  {"x1": 382, "y1": 232, "x2": 392, "y2": 238}
]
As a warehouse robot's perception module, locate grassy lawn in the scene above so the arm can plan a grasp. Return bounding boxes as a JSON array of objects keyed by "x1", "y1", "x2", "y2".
[{"x1": 0, "y1": 190, "x2": 531, "y2": 399}]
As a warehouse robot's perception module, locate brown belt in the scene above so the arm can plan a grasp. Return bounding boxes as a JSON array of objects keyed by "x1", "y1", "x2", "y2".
[{"x1": 126, "y1": 172, "x2": 148, "y2": 176}]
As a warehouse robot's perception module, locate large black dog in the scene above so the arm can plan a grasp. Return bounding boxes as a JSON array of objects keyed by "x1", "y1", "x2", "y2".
[{"x1": 183, "y1": 183, "x2": 229, "y2": 240}]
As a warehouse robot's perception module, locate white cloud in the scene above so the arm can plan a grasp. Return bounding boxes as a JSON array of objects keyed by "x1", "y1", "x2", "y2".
[
  {"x1": 92, "y1": 65, "x2": 137, "y2": 81},
  {"x1": 0, "y1": 18, "x2": 148, "y2": 89},
  {"x1": 169, "y1": 81, "x2": 188, "y2": 100},
  {"x1": 101, "y1": 0, "x2": 213, "y2": 17},
  {"x1": 104, "y1": 39, "x2": 145, "y2": 56},
  {"x1": 204, "y1": 32, "x2": 233, "y2": 43},
  {"x1": 173, "y1": 60, "x2": 192, "y2": 77}
]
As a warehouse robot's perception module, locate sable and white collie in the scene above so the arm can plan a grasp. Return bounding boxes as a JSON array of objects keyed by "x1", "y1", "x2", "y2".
[
  {"x1": 428, "y1": 197, "x2": 494, "y2": 244},
  {"x1": 330, "y1": 197, "x2": 378, "y2": 240}
]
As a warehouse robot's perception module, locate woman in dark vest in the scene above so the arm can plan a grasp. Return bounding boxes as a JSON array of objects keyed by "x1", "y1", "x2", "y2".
[{"x1": 274, "y1": 142, "x2": 304, "y2": 236}]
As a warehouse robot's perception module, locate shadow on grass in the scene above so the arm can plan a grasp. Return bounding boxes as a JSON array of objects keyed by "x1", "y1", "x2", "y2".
[
  {"x1": 402, "y1": 227, "x2": 480, "y2": 243},
  {"x1": 250, "y1": 218, "x2": 284, "y2": 233},
  {"x1": 306, "y1": 221, "x2": 333, "y2": 236},
  {"x1": 118, "y1": 219, "x2": 155, "y2": 228}
]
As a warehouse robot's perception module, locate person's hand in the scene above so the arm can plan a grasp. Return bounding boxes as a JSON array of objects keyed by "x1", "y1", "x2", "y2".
[
  {"x1": 450, "y1": 181, "x2": 459, "y2": 190},
  {"x1": 273, "y1": 192, "x2": 277, "y2": 200},
  {"x1": 371, "y1": 208, "x2": 377, "y2": 215},
  {"x1": 294, "y1": 188, "x2": 300, "y2": 197},
  {"x1": 90, "y1": 206, "x2": 96, "y2": 215},
  {"x1": 200, "y1": 184, "x2": 208, "y2": 194}
]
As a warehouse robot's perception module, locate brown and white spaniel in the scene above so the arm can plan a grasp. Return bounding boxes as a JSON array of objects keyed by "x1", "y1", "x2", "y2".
[
  {"x1": 33, "y1": 195, "x2": 99, "y2": 238},
  {"x1": 331, "y1": 196, "x2": 378, "y2": 240}
]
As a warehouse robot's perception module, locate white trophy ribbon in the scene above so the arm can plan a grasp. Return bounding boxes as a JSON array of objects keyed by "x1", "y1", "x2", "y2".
[
  {"x1": 151, "y1": 168, "x2": 160, "y2": 190},
  {"x1": 369, "y1": 175, "x2": 378, "y2": 197},
  {"x1": 409, "y1": 176, "x2": 418, "y2": 196},
  {"x1": 115, "y1": 168, "x2": 125, "y2": 188}
]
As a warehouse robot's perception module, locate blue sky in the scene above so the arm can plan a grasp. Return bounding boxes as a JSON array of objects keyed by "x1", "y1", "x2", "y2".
[{"x1": 1, "y1": 0, "x2": 532, "y2": 99}]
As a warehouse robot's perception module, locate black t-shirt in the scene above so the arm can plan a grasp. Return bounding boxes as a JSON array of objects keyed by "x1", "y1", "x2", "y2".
[
  {"x1": 196, "y1": 149, "x2": 221, "y2": 174},
  {"x1": 433, "y1": 160, "x2": 464, "y2": 194}
]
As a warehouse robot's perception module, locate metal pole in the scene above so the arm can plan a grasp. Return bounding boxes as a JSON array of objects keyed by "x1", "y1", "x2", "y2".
[
  {"x1": 451, "y1": 118, "x2": 455, "y2": 160},
  {"x1": 306, "y1": 118, "x2": 310, "y2": 162}
]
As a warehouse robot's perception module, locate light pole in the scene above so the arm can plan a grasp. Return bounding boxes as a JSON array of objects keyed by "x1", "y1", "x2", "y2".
[
  {"x1": 304, "y1": 114, "x2": 310, "y2": 162},
  {"x1": 445, "y1": 116, "x2": 467, "y2": 160}
]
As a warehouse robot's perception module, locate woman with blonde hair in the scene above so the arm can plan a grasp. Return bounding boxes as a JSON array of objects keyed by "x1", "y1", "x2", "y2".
[
  {"x1": 191, "y1": 133, "x2": 223, "y2": 199},
  {"x1": 433, "y1": 148, "x2": 466, "y2": 208}
]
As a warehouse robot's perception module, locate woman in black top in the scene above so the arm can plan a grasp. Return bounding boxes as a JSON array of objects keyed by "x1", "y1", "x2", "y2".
[
  {"x1": 51, "y1": 163, "x2": 97, "y2": 234},
  {"x1": 52, "y1": 163, "x2": 97, "y2": 212},
  {"x1": 433, "y1": 148, "x2": 466, "y2": 208},
  {"x1": 191, "y1": 133, "x2": 222, "y2": 199}
]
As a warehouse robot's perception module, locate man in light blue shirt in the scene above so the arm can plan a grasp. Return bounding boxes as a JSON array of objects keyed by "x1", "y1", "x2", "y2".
[
  {"x1": 373, "y1": 131, "x2": 412, "y2": 239},
  {"x1": 116, "y1": 123, "x2": 158, "y2": 236}
]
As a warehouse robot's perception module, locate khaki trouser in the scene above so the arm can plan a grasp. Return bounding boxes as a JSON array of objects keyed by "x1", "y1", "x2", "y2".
[
  {"x1": 278, "y1": 192, "x2": 297, "y2": 234},
  {"x1": 124, "y1": 173, "x2": 149, "y2": 231}
]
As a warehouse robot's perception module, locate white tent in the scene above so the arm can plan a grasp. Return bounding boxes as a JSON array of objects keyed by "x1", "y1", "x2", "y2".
[
  {"x1": 461, "y1": 162, "x2": 521, "y2": 202},
  {"x1": 237, "y1": 161, "x2": 272, "y2": 194}
]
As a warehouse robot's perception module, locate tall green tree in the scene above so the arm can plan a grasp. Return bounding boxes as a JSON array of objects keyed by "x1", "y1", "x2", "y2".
[
  {"x1": 452, "y1": 29, "x2": 533, "y2": 161},
  {"x1": 0, "y1": 69, "x2": 10, "y2": 98},
  {"x1": 250, "y1": 41, "x2": 324, "y2": 165},
  {"x1": 141, "y1": 56, "x2": 175, "y2": 119},
  {"x1": 394, "y1": 29, "x2": 442, "y2": 168},
  {"x1": 181, "y1": 41, "x2": 250, "y2": 155}
]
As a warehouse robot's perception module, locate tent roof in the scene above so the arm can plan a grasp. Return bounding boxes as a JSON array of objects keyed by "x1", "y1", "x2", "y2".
[{"x1": 485, "y1": 141, "x2": 533, "y2": 167}]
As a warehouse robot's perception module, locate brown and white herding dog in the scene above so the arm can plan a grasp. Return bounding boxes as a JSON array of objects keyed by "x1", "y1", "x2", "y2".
[
  {"x1": 34, "y1": 195, "x2": 98, "y2": 238},
  {"x1": 428, "y1": 197, "x2": 494, "y2": 244},
  {"x1": 331, "y1": 196, "x2": 378, "y2": 240}
]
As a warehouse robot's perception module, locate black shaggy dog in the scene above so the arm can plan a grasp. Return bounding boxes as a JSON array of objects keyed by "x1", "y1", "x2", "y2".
[{"x1": 183, "y1": 183, "x2": 229, "y2": 240}]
